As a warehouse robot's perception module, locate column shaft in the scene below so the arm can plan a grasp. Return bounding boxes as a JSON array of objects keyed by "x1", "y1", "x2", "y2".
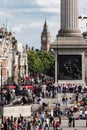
[{"x1": 61, "y1": 0, "x2": 78, "y2": 30}]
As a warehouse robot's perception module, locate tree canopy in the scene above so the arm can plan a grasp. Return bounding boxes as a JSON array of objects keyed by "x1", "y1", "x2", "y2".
[{"x1": 27, "y1": 50, "x2": 55, "y2": 78}]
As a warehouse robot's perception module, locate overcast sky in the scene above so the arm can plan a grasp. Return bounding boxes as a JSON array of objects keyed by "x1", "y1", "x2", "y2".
[{"x1": 0, "y1": 0, "x2": 87, "y2": 49}]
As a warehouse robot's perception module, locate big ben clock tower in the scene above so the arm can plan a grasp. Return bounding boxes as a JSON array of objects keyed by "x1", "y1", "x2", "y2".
[{"x1": 41, "y1": 20, "x2": 51, "y2": 51}]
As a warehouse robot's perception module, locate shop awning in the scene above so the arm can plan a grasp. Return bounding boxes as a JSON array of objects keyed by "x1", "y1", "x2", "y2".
[
  {"x1": 7, "y1": 86, "x2": 16, "y2": 89},
  {"x1": 21, "y1": 85, "x2": 33, "y2": 89}
]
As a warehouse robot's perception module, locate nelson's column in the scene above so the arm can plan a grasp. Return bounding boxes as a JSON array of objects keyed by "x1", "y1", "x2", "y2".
[{"x1": 51, "y1": 0, "x2": 87, "y2": 85}]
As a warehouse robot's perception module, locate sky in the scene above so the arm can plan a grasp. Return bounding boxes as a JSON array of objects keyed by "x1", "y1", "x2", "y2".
[{"x1": 0, "y1": 0, "x2": 87, "y2": 49}]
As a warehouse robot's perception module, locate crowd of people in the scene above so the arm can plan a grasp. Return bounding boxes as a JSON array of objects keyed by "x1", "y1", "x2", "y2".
[
  {"x1": 0, "y1": 76, "x2": 87, "y2": 129},
  {"x1": 0, "y1": 112, "x2": 63, "y2": 130}
]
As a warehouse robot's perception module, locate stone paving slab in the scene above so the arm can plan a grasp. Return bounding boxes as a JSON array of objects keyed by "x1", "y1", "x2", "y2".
[
  {"x1": 49, "y1": 125, "x2": 87, "y2": 130},
  {"x1": 49, "y1": 119, "x2": 87, "y2": 130},
  {"x1": 61, "y1": 119, "x2": 86, "y2": 127},
  {"x1": 62, "y1": 127, "x2": 87, "y2": 130}
]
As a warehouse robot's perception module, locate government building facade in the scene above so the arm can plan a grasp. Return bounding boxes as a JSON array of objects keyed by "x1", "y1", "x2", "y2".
[{"x1": 0, "y1": 26, "x2": 28, "y2": 88}]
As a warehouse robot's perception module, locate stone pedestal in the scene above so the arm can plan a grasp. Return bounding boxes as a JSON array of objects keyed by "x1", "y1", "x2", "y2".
[
  {"x1": 0, "y1": 105, "x2": 32, "y2": 118},
  {"x1": 51, "y1": 0, "x2": 87, "y2": 85},
  {"x1": 51, "y1": 36, "x2": 87, "y2": 85}
]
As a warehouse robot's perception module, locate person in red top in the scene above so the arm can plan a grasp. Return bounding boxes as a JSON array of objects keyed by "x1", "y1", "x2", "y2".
[
  {"x1": 39, "y1": 124, "x2": 43, "y2": 130},
  {"x1": 56, "y1": 121, "x2": 60, "y2": 127},
  {"x1": 56, "y1": 121, "x2": 62, "y2": 130}
]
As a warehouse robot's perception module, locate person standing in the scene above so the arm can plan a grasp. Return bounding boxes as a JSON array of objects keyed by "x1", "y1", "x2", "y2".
[
  {"x1": 3, "y1": 121, "x2": 8, "y2": 130},
  {"x1": 75, "y1": 92, "x2": 79, "y2": 103},
  {"x1": 49, "y1": 114, "x2": 53, "y2": 127},
  {"x1": 68, "y1": 114, "x2": 73, "y2": 127},
  {"x1": 39, "y1": 124, "x2": 43, "y2": 130},
  {"x1": 44, "y1": 117, "x2": 49, "y2": 130},
  {"x1": 53, "y1": 119, "x2": 56, "y2": 130},
  {"x1": 40, "y1": 112, "x2": 45, "y2": 124},
  {"x1": 56, "y1": 121, "x2": 62, "y2": 130}
]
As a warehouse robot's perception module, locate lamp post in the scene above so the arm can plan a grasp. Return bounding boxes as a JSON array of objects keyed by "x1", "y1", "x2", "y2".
[
  {"x1": 57, "y1": 36, "x2": 58, "y2": 104},
  {"x1": 7, "y1": 69, "x2": 9, "y2": 86},
  {"x1": 24, "y1": 60, "x2": 26, "y2": 78},
  {"x1": 23, "y1": 56, "x2": 26, "y2": 85},
  {"x1": 0, "y1": 64, "x2": 2, "y2": 104}
]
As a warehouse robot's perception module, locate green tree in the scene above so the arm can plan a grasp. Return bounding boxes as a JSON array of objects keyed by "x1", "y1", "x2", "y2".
[
  {"x1": 38, "y1": 51, "x2": 55, "y2": 77},
  {"x1": 27, "y1": 51, "x2": 42, "y2": 74},
  {"x1": 27, "y1": 50, "x2": 55, "y2": 78}
]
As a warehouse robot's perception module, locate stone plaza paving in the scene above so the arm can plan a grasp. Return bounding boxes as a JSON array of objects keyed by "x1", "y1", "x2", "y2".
[
  {"x1": 48, "y1": 119, "x2": 87, "y2": 130},
  {"x1": 60, "y1": 119, "x2": 87, "y2": 130},
  {"x1": 0, "y1": 93, "x2": 87, "y2": 129},
  {"x1": 42, "y1": 93, "x2": 87, "y2": 130}
]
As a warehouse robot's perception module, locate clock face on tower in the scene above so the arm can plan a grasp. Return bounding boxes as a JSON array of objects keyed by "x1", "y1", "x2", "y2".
[{"x1": 42, "y1": 37, "x2": 46, "y2": 41}]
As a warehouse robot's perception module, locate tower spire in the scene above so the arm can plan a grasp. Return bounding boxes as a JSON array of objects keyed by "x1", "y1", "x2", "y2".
[
  {"x1": 43, "y1": 19, "x2": 48, "y2": 32},
  {"x1": 41, "y1": 20, "x2": 51, "y2": 51}
]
